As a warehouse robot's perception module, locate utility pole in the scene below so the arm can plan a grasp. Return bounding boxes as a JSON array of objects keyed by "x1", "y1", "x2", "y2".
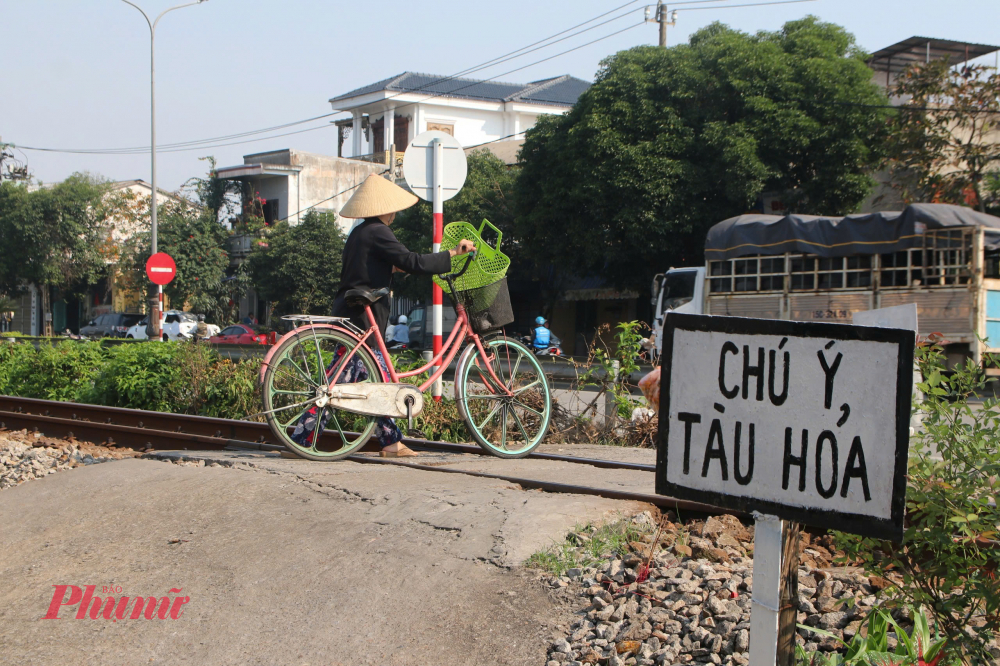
[
  {"x1": 649, "y1": 2, "x2": 677, "y2": 48},
  {"x1": 120, "y1": 0, "x2": 207, "y2": 340},
  {"x1": 658, "y1": 1, "x2": 667, "y2": 47}
]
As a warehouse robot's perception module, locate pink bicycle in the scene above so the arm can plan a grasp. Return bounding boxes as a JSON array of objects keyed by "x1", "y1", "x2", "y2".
[{"x1": 258, "y1": 256, "x2": 552, "y2": 460}]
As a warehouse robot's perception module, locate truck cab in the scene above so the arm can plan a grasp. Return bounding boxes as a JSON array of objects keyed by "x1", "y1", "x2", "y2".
[{"x1": 650, "y1": 267, "x2": 705, "y2": 354}]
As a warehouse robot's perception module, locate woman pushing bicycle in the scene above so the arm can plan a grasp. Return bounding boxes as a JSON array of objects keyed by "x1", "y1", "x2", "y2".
[
  {"x1": 259, "y1": 175, "x2": 552, "y2": 462},
  {"x1": 327, "y1": 174, "x2": 476, "y2": 457}
]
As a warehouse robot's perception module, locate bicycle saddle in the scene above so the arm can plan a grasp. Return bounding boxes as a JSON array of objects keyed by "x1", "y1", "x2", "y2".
[{"x1": 345, "y1": 286, "x2": 390, "y2": 306}]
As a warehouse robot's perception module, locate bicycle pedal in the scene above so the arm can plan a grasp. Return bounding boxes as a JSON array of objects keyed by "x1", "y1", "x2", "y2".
[{"x1": 405, "y1": 429, "x2": 424, "y2": 439}]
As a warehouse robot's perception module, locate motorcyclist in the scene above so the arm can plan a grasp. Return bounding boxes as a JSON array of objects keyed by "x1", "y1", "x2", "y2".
[
  {"x1": 194, "y1": 314, "x2": 208, "y2": 343},
  {"x1": 393, "y1": 315, "x2": 409, "y2": 346},
  {"x1": 532, "y1": 316, "x2": 551, "y2": 351}
]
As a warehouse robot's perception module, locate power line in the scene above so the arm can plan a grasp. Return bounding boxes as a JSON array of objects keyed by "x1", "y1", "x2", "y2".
[
  {"x1": 382, "y1": 21, "x2": 646, "y2": 119},
  {"x1": 675, "y1": 0, "x2": 816, "y2": 11},
  {"x1": 13, "y1": 2, "x2": 653, "y2": 157},
  {"x1": 272, "y1": 169, "x2": 390, "y2": 224},
  {"x1": 16, "y1": 19, "x2": 645, "y2": 156}
]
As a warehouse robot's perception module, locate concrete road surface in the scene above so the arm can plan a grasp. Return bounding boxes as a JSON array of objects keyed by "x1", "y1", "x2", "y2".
[{"x1": 0, "y1": 449, "x2": 651, "y2": 666}]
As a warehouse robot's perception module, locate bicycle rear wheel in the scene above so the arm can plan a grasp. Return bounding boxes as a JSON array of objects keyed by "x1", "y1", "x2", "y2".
[
  {"x1": 261, "y1": 328, "x2": 379, "y2": 461},
  {"x1": 456, "y1": 337, "x2": 551, "y2": 458}
]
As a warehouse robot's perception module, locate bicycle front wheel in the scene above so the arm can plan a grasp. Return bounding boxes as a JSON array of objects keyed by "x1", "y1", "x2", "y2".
[
  {"x1": 456, "y1": 337, "x2": 552, "y2": 458},
  {"x1": 261, "y1": 328, "x2": 379, "y2": 461}
]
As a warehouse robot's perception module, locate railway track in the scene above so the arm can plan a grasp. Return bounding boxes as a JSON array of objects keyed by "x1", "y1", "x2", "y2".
[{"x1": 0, "y1": 395, "x2": 723, "y2": 515}]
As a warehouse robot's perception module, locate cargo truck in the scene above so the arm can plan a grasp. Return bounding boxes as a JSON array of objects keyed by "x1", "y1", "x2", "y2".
[{"x1": 651, "y1": 203, "x2": 1000, "y2": 368}]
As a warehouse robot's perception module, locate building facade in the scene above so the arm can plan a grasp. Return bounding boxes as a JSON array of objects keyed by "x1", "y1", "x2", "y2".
[{"x1": 329, "y1": 71, "x2": 590, "y2": 162}]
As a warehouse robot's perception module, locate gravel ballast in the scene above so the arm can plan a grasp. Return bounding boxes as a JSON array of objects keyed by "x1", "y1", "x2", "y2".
[
  {"x1": 537, "y1": 512, "x2": 911, "y2": 666},
  {"x1": 0, "y1": 428, "x2": 138, "y2": 490}
]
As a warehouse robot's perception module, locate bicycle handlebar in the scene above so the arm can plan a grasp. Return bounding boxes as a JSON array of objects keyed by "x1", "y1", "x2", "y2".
[{"x1": 438, "y1": 251, "x2": 476, "y2": 281}]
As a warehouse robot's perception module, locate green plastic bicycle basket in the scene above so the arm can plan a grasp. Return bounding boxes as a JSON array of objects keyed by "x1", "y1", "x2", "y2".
[{"x1": 433, "y1": 219, "x2": 510, "y2": 294}]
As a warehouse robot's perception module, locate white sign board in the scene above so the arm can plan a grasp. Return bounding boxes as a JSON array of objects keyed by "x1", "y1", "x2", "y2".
[
  {"x1": 402, "y1": 130, "x2": 467, "y2": 203},
  {"x1": 852, "y1": 303, "x2": 918, "y2": 332},
  {"x1": 657, "y1": 313, "x2": 913, "y2": 540}
]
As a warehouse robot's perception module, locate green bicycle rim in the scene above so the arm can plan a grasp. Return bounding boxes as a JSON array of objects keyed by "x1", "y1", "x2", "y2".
[
  {"x1": 457, "y1": 338, "x2": 551, "y2": 458},
  {"x1": 262, "y1": 329, "x2": 378, "y2": 460}
]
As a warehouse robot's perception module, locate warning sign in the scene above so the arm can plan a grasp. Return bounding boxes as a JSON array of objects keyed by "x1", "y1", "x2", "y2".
[{"x1": 656, "y1": 314, "x2": 913, "y2": 540}]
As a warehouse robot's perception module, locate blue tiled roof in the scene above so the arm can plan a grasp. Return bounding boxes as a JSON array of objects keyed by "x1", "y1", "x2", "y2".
[{"x1": 330, "y1": 72, "x2": 590, "y2": 107}]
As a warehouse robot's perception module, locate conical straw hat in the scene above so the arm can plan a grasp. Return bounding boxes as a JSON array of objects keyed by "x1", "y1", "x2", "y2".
[{"x1": 339, "y1": 174, "x2": 419, "y2": 219}]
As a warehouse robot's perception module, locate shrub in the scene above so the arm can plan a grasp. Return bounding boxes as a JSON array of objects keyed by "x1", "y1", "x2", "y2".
[
  {"x1": 797, "y1": 606, "x2": 949, "y2": 665},
  {"x1": 84, "y1": 343, "x2": 187, "y2": 412},
  {"x1": 834, "y1": 337, "x2": 1000, "y2": 665},
  {"x1": 0, "y1": 341, "x2": 104, "y2": 401}
]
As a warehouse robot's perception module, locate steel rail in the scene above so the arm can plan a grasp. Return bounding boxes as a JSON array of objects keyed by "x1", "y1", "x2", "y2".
[
  {"x1": 0, "y1": 394, "x2": 728, "y2": 514},
  {"x1": 0, "y1": 395, "x2": 654, "y2": 471}
]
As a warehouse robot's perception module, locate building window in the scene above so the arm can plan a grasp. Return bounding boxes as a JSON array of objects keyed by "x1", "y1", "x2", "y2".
[
  {"x1": 986, "y1": 252, "x2": 1000, "y2": 279},
  {"x1": 395, "y1": 116, "x2": 410, "y2": 151},
  {"x1": 427, "y1": 122, "x2": 454, "y2": 136},
  {"x1": 263, "y1": 199, "x2": 278, "y2": 225}
]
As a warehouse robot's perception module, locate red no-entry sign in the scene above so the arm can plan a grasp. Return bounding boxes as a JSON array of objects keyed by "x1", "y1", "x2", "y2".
[{"x1": 145, "y1": 252, "x2": 176, "y2": 286}]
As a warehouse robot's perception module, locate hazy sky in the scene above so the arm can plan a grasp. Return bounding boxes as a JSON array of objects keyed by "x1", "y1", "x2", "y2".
[{"x1": 2, "y1": 0, "x2": 998, "y2": 191}]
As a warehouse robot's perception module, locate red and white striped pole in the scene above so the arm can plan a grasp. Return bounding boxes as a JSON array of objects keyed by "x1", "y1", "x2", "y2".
[
  {"x1": 431, "y1": 139, "x2": 444, "y2": 401},
  {"x1": 158, "y1": 285, "x2": 164, "y2": 341}
]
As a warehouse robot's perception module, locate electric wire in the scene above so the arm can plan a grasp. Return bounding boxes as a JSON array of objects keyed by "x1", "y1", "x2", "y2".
[
  {"x1": 674, "y1": 0, "x2": 815, "y2": 11},
  {"x1": 270, "y1": 169, "x2": 390, "y2": 225},
  {"x1": 16, "y1": 19, "x2": 645, "y2": 156},
  {"x1": 13, "y1": 2, "x2": 654, "y2": 156}
]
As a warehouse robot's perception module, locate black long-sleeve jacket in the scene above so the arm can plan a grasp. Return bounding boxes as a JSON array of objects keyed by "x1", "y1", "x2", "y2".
[{"x1": 332, "y1": 217, "x2": 451, "y2": 336}]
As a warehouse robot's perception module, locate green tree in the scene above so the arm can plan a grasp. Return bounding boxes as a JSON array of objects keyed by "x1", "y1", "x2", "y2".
[
  {"x1": 115, "y1": 204, "x2": 231, "y2": 322},
  {"x1": 392, "y1": 150, "x2": 520, "y2": 301},
  {"x1": 184, "y1": 156, "x2": 243, "y2": 224},
  {"x1": 885, "y1": 60, "x2": 1000, "y2": 212},
  {"x1": 247, "y1": 210, "x2": 346, "y2": 316},
  {"x1": 0, "y1": 174, "x2": 114, "y2": 334},
  {"x1": 516, "y1": 17, "x2": 890, "y2": 291}
]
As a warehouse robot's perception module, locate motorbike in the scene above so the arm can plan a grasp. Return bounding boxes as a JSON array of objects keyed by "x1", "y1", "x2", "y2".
[{"x1": 520, "y1": 332, "x2": 563, "y2": 357}]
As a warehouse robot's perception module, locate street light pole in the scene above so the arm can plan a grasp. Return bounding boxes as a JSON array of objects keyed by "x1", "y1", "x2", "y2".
[{"x1": 120, "y1": 0, "x2": 207, "y2": 340}]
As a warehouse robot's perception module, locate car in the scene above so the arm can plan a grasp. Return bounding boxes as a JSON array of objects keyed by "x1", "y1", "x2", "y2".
[
  {"x1": 125, "y1": 311, "x2": 220, "y2": 341},
  {"x1": 208, "y1": 324, "x2": 273, "y2": 345},
  {"x1": 404, "y1": 305, "x2": 457, "y2": 350},
  {"x1": 80, "y1": 313, "x2": 146, "y2": 339}
]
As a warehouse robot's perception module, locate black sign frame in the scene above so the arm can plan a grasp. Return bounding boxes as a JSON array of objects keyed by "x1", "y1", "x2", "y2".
[{"x1": 656, "y1": 313, "x2": 914, "y2": 541}]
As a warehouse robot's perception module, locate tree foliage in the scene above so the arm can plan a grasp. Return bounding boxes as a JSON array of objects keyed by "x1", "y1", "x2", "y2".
[
  {"x1": 247, "y1": 210, "x2": 346, "y2": 316},
  {"x1": 0, "y1": 174, "x2": 114, "y2": 326},
  {"x1": 392, "y1": 150, "x2": 520, "y2": 301},
  {"x1": 885, "y1": 61, "x2": 1000, "y2": 212},
  {"x1": 114, "y1": 195, "x2": 231, "y2": 322},
  {"x1": 835, "y1": 338, "x2": 1000, "y2": 664},
  {"x1": 516, "y1": 17, "x2": 889, "y2": 290}
]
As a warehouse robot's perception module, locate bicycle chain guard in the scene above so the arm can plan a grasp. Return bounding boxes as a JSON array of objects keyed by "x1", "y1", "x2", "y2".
[{"x1": 321, "y1": 383, "x2": 424, "y2": 419}]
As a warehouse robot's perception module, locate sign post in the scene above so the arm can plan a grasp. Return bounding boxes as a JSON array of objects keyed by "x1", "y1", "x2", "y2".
[
  {"x1": 403, "y1": 131, "x2": 467, "y2": 400},
  {"x1": 145, "y1": 252, "x2": 176, "y2": 342},
  {"x1": 657, "y1": 313, "x2": 913, "y2": 665}
]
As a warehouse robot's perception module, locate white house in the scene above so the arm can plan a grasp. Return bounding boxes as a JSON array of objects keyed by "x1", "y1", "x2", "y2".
[{"x1": 329, "y1": 71, "x2": 590, "y2": 160}]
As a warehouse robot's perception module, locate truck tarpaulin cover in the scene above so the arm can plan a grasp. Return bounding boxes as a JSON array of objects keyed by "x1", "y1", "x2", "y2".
[{"x1": 704, "y1": 203, "x2": 1000, "y2": 260}]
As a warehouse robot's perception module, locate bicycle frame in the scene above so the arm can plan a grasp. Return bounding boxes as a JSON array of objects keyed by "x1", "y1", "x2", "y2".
[{"x1": 324, "y1": 302, "x2": 512, "y2": 397}]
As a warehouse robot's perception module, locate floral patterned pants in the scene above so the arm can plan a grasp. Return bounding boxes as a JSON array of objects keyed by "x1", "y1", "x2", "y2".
[{"x1": 291, "y1": 346, "x2": 403, "y2": 449}]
